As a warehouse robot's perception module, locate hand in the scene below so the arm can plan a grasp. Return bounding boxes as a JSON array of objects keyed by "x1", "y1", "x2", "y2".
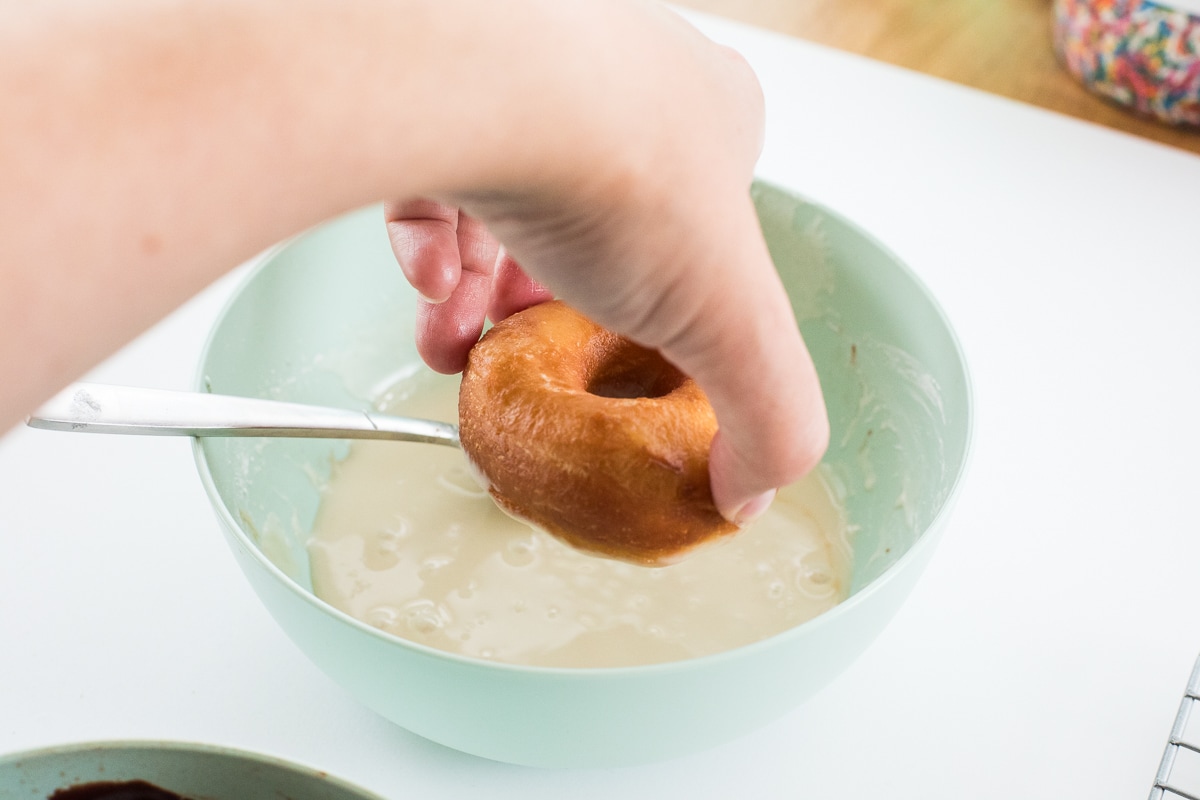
[{"x1": 386, "y1": 8, "x2": 829, "y2": 524}]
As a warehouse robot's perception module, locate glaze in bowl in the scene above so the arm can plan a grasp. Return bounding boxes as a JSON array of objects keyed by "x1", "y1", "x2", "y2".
[
  {"x1": 192, "y1": 180, "x2": 972, "y2": 767},
  {"x1": 0, "y1": 741, "x2": 382, "y2": 799}
]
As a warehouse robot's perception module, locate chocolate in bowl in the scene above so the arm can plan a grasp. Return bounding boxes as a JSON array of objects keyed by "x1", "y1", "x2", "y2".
[{"x1": 0, "y1": 742, "x2": 382, "y2": 800}]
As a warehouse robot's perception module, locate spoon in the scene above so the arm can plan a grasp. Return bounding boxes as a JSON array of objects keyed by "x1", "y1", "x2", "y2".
[{"x1": 26, "y1": 383, "x2": 460, "y2": 448}]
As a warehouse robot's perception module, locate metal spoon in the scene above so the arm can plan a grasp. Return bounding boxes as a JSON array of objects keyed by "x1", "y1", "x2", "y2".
[{"x1": 26, "y1": 383, "x2": 460, "y2": 448}]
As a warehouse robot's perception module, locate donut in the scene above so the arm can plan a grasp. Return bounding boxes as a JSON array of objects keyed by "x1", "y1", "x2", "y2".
[{"x1": 458, "y1": 300, "x2": 736, "y2": 565}]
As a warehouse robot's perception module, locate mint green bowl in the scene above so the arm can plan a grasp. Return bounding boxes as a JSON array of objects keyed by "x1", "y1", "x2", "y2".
[
  {"x1": 193, "y1": 181, "x2": 971, "y2": 768},
  {"x1": 0, "y1": 741, "x2": 382, "y2": 799}
]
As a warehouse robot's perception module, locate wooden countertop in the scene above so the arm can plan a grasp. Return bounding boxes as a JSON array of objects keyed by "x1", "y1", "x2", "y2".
[{"x1": 677, "y1": 0, "x2": 1200, "y2": 157}]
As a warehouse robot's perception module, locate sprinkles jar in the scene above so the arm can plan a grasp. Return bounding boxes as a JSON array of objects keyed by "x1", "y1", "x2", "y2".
[{"x1": 1053, "y1": 0, "x2": 1200, "y2": 127}]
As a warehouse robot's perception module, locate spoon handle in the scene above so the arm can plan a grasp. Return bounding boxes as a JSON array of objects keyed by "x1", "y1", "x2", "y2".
[{"x1": 26, "y1": 383, "x2": 460, "y2": 448}]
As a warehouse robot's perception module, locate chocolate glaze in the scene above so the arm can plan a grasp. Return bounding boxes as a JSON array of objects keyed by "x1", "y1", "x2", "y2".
[{"x1": 49, "y1": 780, "x2": 187, "y2": 800}]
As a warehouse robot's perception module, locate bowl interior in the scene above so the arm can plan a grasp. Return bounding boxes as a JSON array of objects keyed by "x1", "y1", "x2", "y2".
[
  {"x1": 197, "y1": 181, "x2": 970, "y2": 624},
  {"x1": 755, "y1": 185, "x2": 970, "y2": 591},
  {"x1": 0, "y1": 741, "x2": 380, "y2": 799}
]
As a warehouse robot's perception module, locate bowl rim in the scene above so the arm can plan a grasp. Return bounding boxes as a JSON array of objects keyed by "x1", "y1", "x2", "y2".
[
  {"x1": 190, "y1": 188, "x2": 975, "y2": 677},
  {"x1": 0, "y1": 739, "x2": 385, "y2": 799}
]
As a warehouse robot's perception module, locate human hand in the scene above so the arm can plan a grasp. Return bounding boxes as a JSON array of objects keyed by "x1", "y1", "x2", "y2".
[{"x1": 386, "y1": 3, "x2": 829, "y2": 526}]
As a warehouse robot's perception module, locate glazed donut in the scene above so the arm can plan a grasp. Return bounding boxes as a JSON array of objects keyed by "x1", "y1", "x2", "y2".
[{"x1": 458, "y1": 300, "x2": 736, "y2": 565}]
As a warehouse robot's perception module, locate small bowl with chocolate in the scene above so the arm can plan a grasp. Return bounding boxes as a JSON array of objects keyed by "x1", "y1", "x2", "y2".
[
  {"x1": 0, "y1": 741, "x2": 382, "y2": 799},
  {"x1": 192, "y1": 180, "x2": 972, "y2": 767}
]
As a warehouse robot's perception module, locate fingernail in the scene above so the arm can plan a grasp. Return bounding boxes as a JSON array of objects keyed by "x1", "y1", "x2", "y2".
[{"x1": 731, "y1": 489, "x2": 776, "y2": 527}]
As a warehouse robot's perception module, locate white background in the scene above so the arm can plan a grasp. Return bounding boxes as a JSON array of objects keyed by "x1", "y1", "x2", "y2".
[{"x1": 2, "y1": 11, "x2": 1199, "y2": 799}]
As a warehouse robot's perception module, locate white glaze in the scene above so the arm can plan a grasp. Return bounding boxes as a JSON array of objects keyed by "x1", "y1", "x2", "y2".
[{"x1": 307, "y1": 371, "x2": 853, "y2": 667}]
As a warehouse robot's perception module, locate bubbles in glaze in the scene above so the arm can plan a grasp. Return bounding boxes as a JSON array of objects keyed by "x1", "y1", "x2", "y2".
[{"x1": 307, "y1": 371, "x2": 854, "y2": 667}]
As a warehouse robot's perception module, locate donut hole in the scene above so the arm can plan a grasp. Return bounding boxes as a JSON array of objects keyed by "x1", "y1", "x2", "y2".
[{"x1": 585, "y1": 340, "x2": 688, "y2": 400}]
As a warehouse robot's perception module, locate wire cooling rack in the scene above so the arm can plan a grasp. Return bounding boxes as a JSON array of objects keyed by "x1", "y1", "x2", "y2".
[{"x1": 1151, "y1": 653, "x2": 1200, "y2": 800}]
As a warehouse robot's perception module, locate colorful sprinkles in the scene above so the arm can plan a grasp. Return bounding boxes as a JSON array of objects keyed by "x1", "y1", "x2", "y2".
[{"x1": 1053, "y1": 0, "x2": 1200, "y2": 127}]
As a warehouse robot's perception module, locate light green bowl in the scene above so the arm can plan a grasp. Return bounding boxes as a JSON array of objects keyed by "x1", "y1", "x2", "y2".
[
  {"x1": 0, "y1": 741, "x2": 382, "y2": 799},
  {"x1": 193, "y1": 181, "x2": 971, "y2": 768}
]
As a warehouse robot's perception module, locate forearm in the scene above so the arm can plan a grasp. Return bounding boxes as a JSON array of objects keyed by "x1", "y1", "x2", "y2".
[{"x1": 0, "y1": 0, "x2": 670, "y2": 428}]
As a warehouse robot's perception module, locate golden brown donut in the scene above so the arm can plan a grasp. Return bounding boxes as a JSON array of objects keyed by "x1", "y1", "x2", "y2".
[{"x1": 458, "y1": 300, "x2": 736, "y2": 565}]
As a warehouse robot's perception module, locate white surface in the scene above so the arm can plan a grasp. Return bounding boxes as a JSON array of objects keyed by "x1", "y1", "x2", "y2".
[{"x1": 3, "y1": 11, "x2": 1199, "y2": 799}]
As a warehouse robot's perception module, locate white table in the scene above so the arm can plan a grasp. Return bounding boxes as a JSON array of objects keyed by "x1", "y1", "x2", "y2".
[{"x1": 3, "y1": 11, "x2": 1199, "y2": 799}]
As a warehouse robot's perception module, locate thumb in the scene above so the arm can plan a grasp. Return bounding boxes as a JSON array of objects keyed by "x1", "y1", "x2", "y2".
[{"x1": 654, "y1": 198, "x2": 830, "y2": 525}]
